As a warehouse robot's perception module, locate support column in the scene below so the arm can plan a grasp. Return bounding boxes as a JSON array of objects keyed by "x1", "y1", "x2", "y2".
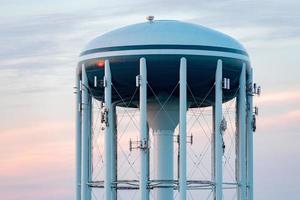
[
  {"x1": 88, "y1": 95, "x2": 92, "y2": 195},
  {"x1": 76, "y1": 70, "x2": 82, "y2": 200},
  {"x1": 179, "y1": 57, "x2": 187, "y2": 200},
  {"x1": 237, "y1": 64, "x2": 247, "y2": 200},
  {"x1": 246, "y1": 67, "x2": 254, "y2": 200},
  {"x1": 214, "y1": 59, "x2": 223, "y2": 200},
  {"x1": 81, "y1": 65, "x2": 91, "y2": 200},
  {"x1": 104, "y1": 60, "x2": 114, "y2": 200},
  {"x1": 139, "y1": 57, "x2": 149, "y2": 200},
  {"x1": 111, "y1": 104, "x2": 117, "y2": 200}
]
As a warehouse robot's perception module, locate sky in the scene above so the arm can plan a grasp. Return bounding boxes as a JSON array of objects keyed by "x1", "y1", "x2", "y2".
[{"x1": 0, "y1": 0, "x2": 300, "y2": 199}]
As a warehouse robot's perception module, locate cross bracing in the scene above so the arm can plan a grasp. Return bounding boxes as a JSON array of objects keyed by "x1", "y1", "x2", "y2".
[{"x1": 76, "y1": 59, "x2": 255, "y2": 200}]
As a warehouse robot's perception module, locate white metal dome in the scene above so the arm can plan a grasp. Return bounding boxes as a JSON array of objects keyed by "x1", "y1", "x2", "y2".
[{"x1": 82, "y1": 20, "x2": 246, "y2": 52}]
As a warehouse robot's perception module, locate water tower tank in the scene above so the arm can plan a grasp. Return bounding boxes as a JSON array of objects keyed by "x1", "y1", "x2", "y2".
[
  {"x1": 76, "y1": 19, "x2": 255, "y2": 200},
  {"x1": 78, "y1": 20, "x2": 249, "y2": 106}
]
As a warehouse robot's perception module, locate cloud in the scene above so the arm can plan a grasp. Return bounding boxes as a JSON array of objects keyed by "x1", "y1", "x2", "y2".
[
  {"x1": 179, "y1": 0, "x2": 300, "y2": 46},
  {"x1": 254, "y1": 88, "x2": 300, "y2": 132},
  {"x1": 0, "y1": 1, "x2": 299, "y2": 199},
  {"x1": 258, "y1": 109, "x2": 300, "y2": 132},
  {"x1": 0, "y1": 120, "x2": 74, "y2": 200},
  {"x1": 256, "y1": 89, "x2": 300, "y2": 104},
  {"x1": 1, "y1": 0, "x2": 299, "y2": 103}
]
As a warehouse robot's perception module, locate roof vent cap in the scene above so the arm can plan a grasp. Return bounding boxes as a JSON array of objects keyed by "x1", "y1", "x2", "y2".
[{"x1": 146, "y1": 16, "x2": 154, "y2": 22}]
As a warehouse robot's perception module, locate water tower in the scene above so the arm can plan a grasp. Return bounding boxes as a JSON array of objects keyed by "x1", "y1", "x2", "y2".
[{"x1": 75, "y1": 18, "x2": 259, "y2": 200}]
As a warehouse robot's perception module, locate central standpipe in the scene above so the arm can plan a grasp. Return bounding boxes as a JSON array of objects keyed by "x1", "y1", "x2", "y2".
[
  {"x1": 148, "y1": 101, "x2": 179, "y2": 200},
  {"x1": 144, "y1": 57, "x2": 187, "y2": 200}
]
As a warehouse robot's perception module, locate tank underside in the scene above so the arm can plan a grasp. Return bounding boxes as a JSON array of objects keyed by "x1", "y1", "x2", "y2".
[{"x1": 78, "y1": 54, "x2": 248, "y2": 107}]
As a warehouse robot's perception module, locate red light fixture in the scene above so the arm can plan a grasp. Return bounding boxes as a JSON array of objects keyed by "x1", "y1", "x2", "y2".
[{"x1": 96, "y1": 60, "x2": 105, "y2": 68}]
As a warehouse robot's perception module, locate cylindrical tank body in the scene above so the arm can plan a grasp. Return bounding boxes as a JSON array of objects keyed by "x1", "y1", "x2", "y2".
[{"x1": 77, "y1": 19, "x2": 250, "y2": 200}]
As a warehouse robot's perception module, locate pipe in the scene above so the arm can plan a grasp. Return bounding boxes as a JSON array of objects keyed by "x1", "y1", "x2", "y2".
[{"x1": 148, "y1": 100, "x2": 178, "y2": 200}]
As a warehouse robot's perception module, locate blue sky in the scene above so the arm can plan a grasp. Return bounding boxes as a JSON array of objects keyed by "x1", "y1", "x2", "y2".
[{"x1": 0, "y1": 0, "x2": 299, "y2": 199}]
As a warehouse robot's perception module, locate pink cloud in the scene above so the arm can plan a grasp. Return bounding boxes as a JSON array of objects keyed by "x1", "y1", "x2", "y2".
[
  {"x1": 255, "y1": 89, "x2": 300, "y2": 105},
  {"x1": 258, "y1": 109, "x2": 300, "y2": 132},
  {"x1": 253, "y1": 88, "x2": 300, "y2": 132},
  {"x1": 0, "y1": 120, "x2": 74, "y2": 200}
]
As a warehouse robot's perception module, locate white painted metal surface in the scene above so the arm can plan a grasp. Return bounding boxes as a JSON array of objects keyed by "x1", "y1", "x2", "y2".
[
  {"x1": 179, "y1": 57, "x2": 187, "y2": 200},
  {"x1": 153, "y1": 129, "x2": 174, "y2": 200},
  {"x1": 81, "y1": 65, "x2": 91, "y2": 200},
  {"x1": 247, "y1": 68, "x2": 254, "y2": 200},
  {"x1": 139, "y1": 57, "x2": 149, "y2": 200},
  {"x1": 214, "y1": 60, "x2": 223, "y2": 200},
  {"x1": 104, "y1": 60, "x2": 114, "y2": 200},
  {"x1": 79, "y1": 49, "x2": 249, "y2": 62},
  {"x1": 147, "y1": 101, "x2": 179, "y2": 200},
  {"x1": 83, "y1": 20, "x2": 246, "y2": 52},
  {"x1": 76, "y1": 71, "x2": 82, "y2": 200},
  {"x1": 111, "y1": 104, "x2": 117, "y2": 200},
  {"x1": 237, "y1": 64, "x2": 247, "y2": 200}
]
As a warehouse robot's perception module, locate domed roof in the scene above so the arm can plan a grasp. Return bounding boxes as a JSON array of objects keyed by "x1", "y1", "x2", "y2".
[
  {"x1": 82, "y1": 20, "x2": 246, "y2": 54},
  {"x1": 79, "y1": 20, "x2": 251, "y2": 106}
]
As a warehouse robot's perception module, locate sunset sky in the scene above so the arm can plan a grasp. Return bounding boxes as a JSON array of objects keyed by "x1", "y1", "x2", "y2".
[{"x1": 0, "y1": 0, "x2": 300, "y2": 199}]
